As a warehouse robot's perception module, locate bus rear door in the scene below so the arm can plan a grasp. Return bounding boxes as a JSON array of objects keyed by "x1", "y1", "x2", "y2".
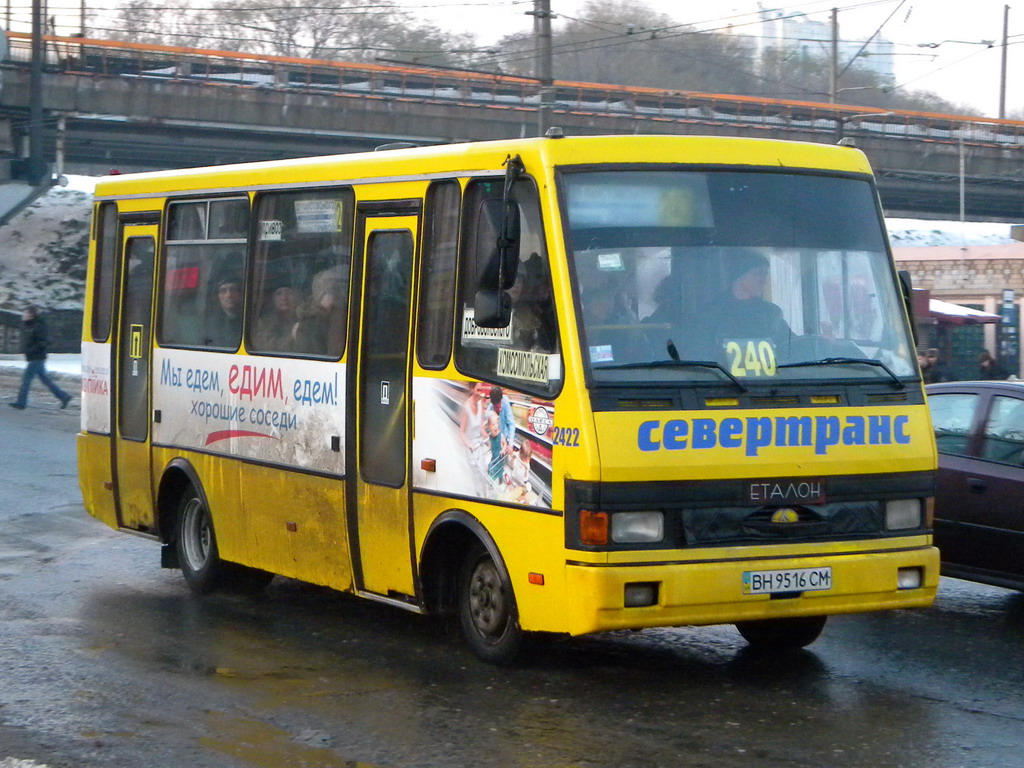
[
  {"x1": 349, "y1": 212, "x2": 418, "y2": 601},
  {"x1": 112, "y1": 224, "x2": 158, "y2": 532}
]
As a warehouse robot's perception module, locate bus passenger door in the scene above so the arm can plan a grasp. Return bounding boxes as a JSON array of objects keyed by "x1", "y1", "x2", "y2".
[
  {"x1": 350, "y1": 214, "x2": 418, "y2": 600},
  {"x1": 112, "y1": 225, "x2": 158, "y2": 532}
]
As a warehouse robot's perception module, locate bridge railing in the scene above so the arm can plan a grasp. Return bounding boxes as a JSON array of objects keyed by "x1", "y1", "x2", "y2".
[{"x1": 7, "y1": 32, "x2": 1024, "y2": 151}]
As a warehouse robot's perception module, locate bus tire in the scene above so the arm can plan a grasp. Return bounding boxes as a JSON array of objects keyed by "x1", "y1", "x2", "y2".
[
  {"x1": 734, "y1": 615, "x2": 827, "y2": 650},
  {"x1": 174, "y1": 487, "x2": 273, "y2": 594},
  {"x1": 458, "y1": 542, "x2": 524, "y2": 665}
]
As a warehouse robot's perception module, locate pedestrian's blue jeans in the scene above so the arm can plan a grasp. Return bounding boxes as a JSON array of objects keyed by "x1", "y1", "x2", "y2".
[{"x1": 16, "y1": 360, "x2": 70, "y2": 407}]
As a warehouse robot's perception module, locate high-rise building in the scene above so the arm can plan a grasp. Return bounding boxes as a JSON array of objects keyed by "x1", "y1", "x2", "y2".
[{"x1": 755, "y1": 6, "x2": 896, "y2": 84}]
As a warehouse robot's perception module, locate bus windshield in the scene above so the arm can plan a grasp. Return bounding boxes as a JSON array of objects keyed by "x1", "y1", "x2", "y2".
[{"x1": 562, "y1": 169, "x2": 916, "y2": 386}]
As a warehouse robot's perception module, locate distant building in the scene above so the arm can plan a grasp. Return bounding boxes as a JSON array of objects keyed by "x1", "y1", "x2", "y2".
[
  {"x1": 755, "y1": 6, "x2": 896, "y2": 84},
  {"x1": 894, "y1": 243, "x2": 1024, "y2": 379}
]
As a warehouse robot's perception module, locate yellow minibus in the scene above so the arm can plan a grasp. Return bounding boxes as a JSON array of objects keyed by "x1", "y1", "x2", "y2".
[{"x1": 78, "y1": 134, "x2": 938, "y2": 663}]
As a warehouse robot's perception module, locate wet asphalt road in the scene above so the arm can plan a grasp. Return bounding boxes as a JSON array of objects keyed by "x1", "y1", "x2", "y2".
[{"x1": 1, "y1": 377, "x2": 1023, "y2": 768}]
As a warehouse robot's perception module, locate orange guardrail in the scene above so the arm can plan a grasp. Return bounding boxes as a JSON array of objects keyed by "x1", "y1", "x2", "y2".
[{"x1": 6, "y1": 31, "x2": 1023, "y2": 148}]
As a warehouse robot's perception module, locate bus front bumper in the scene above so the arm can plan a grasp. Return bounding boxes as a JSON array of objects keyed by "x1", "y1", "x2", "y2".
[{"x1": 561, "y1": 543, "x2": 939, "y2": 636}]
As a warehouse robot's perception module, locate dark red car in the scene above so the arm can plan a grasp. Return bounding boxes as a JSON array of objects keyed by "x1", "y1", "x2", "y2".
[{"x1": 927, "y1": 380, "x2": 1024, "y2": 591}]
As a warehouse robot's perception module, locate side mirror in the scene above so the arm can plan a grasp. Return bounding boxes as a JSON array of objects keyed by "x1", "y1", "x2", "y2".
[
  {"x1": 898, "y1": 269, "x2": 918, "y2": 345},
  {"x1": 473, "y1": 154, "x2": 525, "y2": 328},
  {"x1": 474, "y1": 288, "x2": 512, "y2": 328},
  {"x1": 477, "y1": 199, "x2": 520, "y2": 293}
]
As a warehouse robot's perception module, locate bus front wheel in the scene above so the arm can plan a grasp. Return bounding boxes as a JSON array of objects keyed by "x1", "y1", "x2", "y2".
[
  {"x1": 175, "y1": 487, "x2": 272, "y2": 594},
  {"x1": 734, "y1": 615, "x2": 827, "y2": 650},
  {"x1": 458, "y1": 543, "x2": 524, "y2": 665}
]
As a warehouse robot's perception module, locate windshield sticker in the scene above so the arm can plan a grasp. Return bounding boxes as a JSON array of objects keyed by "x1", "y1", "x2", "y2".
[
  {"x1": 497, "y1": 348, "x2": 551, "y2": 384},
  {"x1": 259, "y1": 220, "x2": 283, "y2": 241},
  {"x1": 294, "y1": 199, "x2": 343, "y2": 233},
  {"x1": 590, "y1": 344, "x2": 614, "y2": 364},
  {"x1": 597, "y1": 252, "x2": 625, "y2": 271},
  {"x1": 461, "y1": 307, "x2": 513, "y2": 344}
]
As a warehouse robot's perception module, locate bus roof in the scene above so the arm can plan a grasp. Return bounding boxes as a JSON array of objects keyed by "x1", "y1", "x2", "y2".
[{"x1": 93, "y1": 134, "x2": 873, "y2": 200}]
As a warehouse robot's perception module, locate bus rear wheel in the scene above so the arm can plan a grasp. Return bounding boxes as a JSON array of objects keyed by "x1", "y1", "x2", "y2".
[
  {"x1": 735, "y1": 615, "x2": 827, "y2": 650},
  {"x1": 175, "y1": 487, "x2": 272, "y2": 594},
  {"x1": 458, "y1": 543, "x2": 524, "y2": 665}
]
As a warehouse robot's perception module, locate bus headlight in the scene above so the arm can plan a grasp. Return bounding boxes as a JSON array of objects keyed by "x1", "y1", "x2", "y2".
[
  {"x1": 885, "y1": 499, "x2": 922, "y2": 530},
  {"x1": 611, "y1": 511, "x2": 664, "y2": 544}
]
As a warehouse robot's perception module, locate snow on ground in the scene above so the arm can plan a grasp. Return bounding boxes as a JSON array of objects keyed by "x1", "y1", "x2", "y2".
[{"x1": 0, "y1": 353, "x2": 82, "y2": 377}]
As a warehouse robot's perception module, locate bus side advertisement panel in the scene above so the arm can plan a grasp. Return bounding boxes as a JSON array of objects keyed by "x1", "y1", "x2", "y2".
[
  {"x1": 152, "y1": 348, "x2": 346, "y2": 474},
  {"x1": 80, "y1": 341, "x2": 112, "y2": 435},
  {"x1": 412, "y1": 377, "x2": 555, "y2": 510}
]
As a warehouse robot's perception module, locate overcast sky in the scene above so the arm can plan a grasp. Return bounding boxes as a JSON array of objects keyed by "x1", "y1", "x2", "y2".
[{"x1": 37, "y1": 0, "x2": 1023, "y2": 116}]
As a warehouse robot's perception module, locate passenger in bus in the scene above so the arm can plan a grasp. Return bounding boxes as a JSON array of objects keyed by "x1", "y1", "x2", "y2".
[
  {"x1": 581, "y1": 274, "x2": 647, "y2": 364},
  {"x1": 641, "y1": 270, "x2": 685, "y2": 359},
  {"x1": 253, "y1": 280, "x2": 300, "y2": 352},
  {"x1": 703, "y1": 250, "x2": 792, "y2": 350},
  {"x1": 204, "y1": 273, "x2": 243, "y2": 348},
  {"x1": 293, "y1": 265, "x2": 348, "y2": 356},
  {"x1": 643, "y1": 271, "x2": 681, "y2": 328},
  {"x1": 511, "y1": 253, "x2": 557, "y2": 353}
]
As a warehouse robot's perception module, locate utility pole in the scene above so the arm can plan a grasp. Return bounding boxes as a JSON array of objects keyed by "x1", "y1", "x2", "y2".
[
  {"x1": 999, "y1": 4, "x2": 1009, "y2": 119},
  {"x1": 529, "y1": 0, "x2": 554, "y2": 136},
  {"x1": 829, "y1": 8, "x2": 838, "y2": 104},
  {"x1": 28, "y1": 0, "x2": 45, "y2": 185}
]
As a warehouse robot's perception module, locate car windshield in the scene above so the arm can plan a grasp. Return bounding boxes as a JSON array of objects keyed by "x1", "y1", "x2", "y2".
[{"x1": 561, "y1": 169, "x2": 917, "y2": 386}]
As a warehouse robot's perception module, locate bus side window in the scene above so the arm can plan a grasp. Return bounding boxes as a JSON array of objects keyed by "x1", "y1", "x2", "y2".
[
  {"x1": 248, "y1": 188, "x2": 354, "y2": 359},
  {"x1": 90, "y1": 202, "x2": 118, "y2": 342},
  {"x1": 417, "y1": 180, "x2": 461, "y2": 369},
  {"x1": 455, "y1": 178, "x2": 561, "y2": 396},
  {"x1": 158, "y1": 198, "x2": 249, "y2": 350}
]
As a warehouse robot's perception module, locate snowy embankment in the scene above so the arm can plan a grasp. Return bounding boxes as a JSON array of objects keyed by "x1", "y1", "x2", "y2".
[{"x1": 0, "y1": 178, "x2": 94, "y2": 311}]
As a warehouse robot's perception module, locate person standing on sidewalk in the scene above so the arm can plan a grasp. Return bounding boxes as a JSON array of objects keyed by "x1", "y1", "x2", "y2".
[{"x1": 9, "y1": 305, "x2": 71, "y2": 410}]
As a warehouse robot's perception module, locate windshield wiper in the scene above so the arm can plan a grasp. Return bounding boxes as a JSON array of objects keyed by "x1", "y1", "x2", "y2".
[
  {"x1": 777, "y1": 357, "x2": 905, "y2": 390},
  {"x1": 596, "y1": 357, "x2": 749, "y2": 392}
]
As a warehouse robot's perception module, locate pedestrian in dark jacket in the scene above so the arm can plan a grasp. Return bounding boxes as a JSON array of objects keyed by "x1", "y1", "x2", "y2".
[{"x1": 9, "y1": 305, "x2": 71, "y2": 410}]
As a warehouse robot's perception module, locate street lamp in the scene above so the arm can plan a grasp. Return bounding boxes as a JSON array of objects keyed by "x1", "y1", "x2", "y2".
[{"x1": 916, "y1": 40, "x2": 995, "y2": 49}]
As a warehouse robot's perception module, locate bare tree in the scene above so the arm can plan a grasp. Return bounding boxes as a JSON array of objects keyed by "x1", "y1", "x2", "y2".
[
  {"x1": 111, "y1": 0, "x2": 477, "y2": 65},
  {"x1": 109, "y1": 0, "x2": 212, "y2": 48},
  {"x1": 105, "y1": 0, "x2": 979, "y2": 114},
  {"x1": 485, "y1": 0, "x2": 973, "y2": 114},
  {"x1": 488, "y1": 0, "x2": 758, "y2": 92}
]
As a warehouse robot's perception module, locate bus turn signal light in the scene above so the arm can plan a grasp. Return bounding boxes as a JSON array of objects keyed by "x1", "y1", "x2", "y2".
[{"x1": 580, "y1": 510, "x2": 609, "y2": 546}]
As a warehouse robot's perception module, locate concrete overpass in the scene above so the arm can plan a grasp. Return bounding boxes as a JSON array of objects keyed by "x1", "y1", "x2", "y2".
[{"x1": 2, "y1": 33, "x2": 1023, "y2": 221}]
